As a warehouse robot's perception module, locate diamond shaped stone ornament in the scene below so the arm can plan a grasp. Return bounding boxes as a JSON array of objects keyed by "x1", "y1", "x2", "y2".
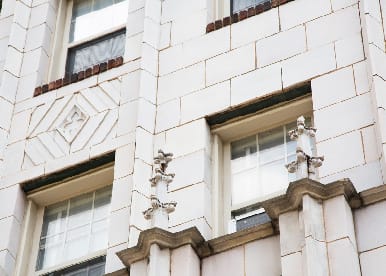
[{"x1": 57, "y1": 105, "x2": 88, "y2": 143}]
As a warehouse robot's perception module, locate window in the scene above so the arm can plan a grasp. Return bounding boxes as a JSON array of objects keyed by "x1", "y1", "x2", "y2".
[
  {"x1": 35, "y1": 186, "x2": 111, "y2": 274},
  {"x1": 231, "y1": 0, "x2": 271, "y2": 14},
  {"x1": 49, "y1": 0, "x2": 128, "y2": 79},
  {"x1": 211, "y1": 96, "x2": 313, "y2": 235}
]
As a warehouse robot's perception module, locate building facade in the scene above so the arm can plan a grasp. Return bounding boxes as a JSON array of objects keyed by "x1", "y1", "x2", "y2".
[{"x1": 0, "y1": 0, "x2": 386, "y2": 275}]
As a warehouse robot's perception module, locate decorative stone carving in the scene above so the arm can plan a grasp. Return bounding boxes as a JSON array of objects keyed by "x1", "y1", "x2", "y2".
[
  {"x1": 285, "y1": 116, "x2": 324, "y2": 179},
  {"x1": 143, "y1": 150, "x2": 177, "y2": 229},
  {"x1": 57, "y1": 105, "x2": 88, "y2": 143}
]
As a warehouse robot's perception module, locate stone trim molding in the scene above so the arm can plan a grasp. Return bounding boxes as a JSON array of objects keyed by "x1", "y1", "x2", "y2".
[
  {"x1": 206, "y1": 0, "x2": 294, "y2": 33},
  {"x1": 359, "y1": 184, "x2": 386, "y2": 206},
  {"x1": 207, "y1": 81, "x2": 311, "y2": 126},
  {"x1": 117, "y1": 222, "x2": 275, "y2": 267},
  {"x1": 116, "y1": 179, "x2": 386, "y2": 271},
  {"x1": 261, "y1": 178, "x2": 361, "y2": 220},
  {"x1": 33, "y1": 56, "x2": 124, "y2": 97},
  {"x1": 117, "y1": 227, "x2": 206, "y2": 267}
]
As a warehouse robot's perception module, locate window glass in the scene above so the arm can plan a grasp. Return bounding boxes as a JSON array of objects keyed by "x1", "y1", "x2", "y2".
[
  {"x1": 66, "y1": 29, "x2": 125, "y2": 74},
  {"x1": 36, "y1": 187, "x2": 112, "y2": 271},
  {"x1": 43, "y1": 256, "x2": 106, "y2": 276},
  {"x1": 69, "y1": 0, "x2": 128, "y2": 43},
  {"x1": 231, "y1": 0, "x2": 270, "y2": 14},
  {"x1": 230, "y1": 120, "x2": 311, "y2": 207}
]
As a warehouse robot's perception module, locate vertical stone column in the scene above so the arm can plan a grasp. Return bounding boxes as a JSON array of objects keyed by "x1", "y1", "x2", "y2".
[
  {"x1": 141, "y1": 149, "x2": 177, "y2": 276},
  {"x1": 280, "y1": 116, "x2": 361, "y2": 276}
]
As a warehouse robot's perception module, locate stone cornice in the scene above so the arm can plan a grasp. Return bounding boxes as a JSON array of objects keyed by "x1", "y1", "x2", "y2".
[
  {"x1": 116, "y1": 179, "x2": 386, "y2": 271},
  {"x1": 359, "y1": 184, "x2": 386, "y2": 206},
  {"x1": 261, "y1": 178, "x2": 361, "y2": 220},
  {"x1": 117, "y1": 227, "x2": 206, "y2": 267}
]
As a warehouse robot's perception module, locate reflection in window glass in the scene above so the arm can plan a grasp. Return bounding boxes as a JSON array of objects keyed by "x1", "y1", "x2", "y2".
[
  {"x1": 36, "y1": 186, "x2": 112, "y2": 271},
  {"x1": 69, "y1": 0, "x2": 127, "y2": 43},
  {"x1": 231, "y1": 0, "x2": 271, "y2": 14},
  {"x1": 230, "y1": 120, "x2": 313, "y2": 207}
]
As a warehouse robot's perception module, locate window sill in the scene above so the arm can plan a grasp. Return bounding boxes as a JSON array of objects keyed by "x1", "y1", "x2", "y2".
[
  {"x1": 33, "y1": 56, "x2": 124, "y2": 97},
  {"x1": 206, "y1": 0, "x2": 294, "y2": 33}
]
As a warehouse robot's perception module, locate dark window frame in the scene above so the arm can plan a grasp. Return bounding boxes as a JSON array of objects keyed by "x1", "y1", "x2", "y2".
[
  {"x1": 42, "y1": 256, "x2": 106, "y2": 276},
  {"x1": 65, "y1": 28, "x2": 126, "y2": 75}
]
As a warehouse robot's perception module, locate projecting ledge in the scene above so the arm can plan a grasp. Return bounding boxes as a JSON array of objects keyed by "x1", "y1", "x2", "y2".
[
  {"x1": 115, "y1": 178, "x2": 386, "y2": 270},
  {"x1": 261, "y1": 178, "x2": 362, "y2": 220}
]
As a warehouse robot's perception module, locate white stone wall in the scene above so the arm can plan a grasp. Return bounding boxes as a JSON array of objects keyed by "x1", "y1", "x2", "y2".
[{"x1": 0, "y1": 0, "x2": 385, "y2": 274}]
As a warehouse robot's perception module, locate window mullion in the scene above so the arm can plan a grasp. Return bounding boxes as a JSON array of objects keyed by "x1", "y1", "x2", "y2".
[{"x1": 61, "y1": 200, "x2": 71, "y2": 263}]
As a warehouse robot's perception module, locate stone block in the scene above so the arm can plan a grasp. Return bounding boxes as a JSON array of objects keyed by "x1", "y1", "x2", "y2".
[
  {"x1": 117, "y1": 101, "x2": 137, "y2": 136},
  {"x1": 331, "y1": 0, "x2": 358, "y2": 11},
  {"x1": 140, "y1": 43, "x2": 158, "y2": 76},
  {"x1": 181, "y1": 81, "x2": 230, "y2": 123},
  {"x1": 0, "y1": 217, "x2": 20, "y2": 257},
  {"x1": 306, "y1": 5, "x2": 360, "y2": 49},
  {"x1": 369, "y1": 44, "x2": 386, "y2": 80},
  {"x1": 111, "y1": 176, "x2": 133, "y2": 212},
  {"x1": 245, "y1": 236, "x2": 281, "y2": 276},
  {"x1": 4, "y1": 47, "x2": 23, "y2": 76},
  {"x1": 324, "y1": 196, "x2": 356, "y2": 244},
  {"x1": 159, "y1": 44, "x2": 183, "y2": 76},
  {"x1": 311, "y1": 67, "x2": 356, "y2": 110},
  {"x1": 314, "y1": 93, "x2": 373, "y2": 142},
  {"x1": 362, "y1": 126, "x2": 380, "y2": 163},
  {"x1": 158, "y1": 62, "x2": 205, "y2": 104},
  {"x1": 335, "y1": 33, "x2": 364, "y2": 68},
  {"x1": 114, "y1": 143, "x2": 135, "y2": 179},
  {"x1": 165, "y1": 119, "x2": 210, "y2": 158},
  {"x1": 363, "y1": 0, "x2": 382, "y2": 21},
  {"x1": 130, "y1": 259, "x2": 148, "y2": 275},
  {"x1": 281, "y1": 252, "x2": 303, "y2": 276},
  {"x1": 132, "y1": 158, "x2": 152, "y2": 196},
  {"x1": 105, "y1": 242, "x2": 127, "y2": 273},
  {"x1": 136, "y1": 99, "x2": 156, "y2": 133},
  {"x1": 256, "y1": 25, "x2": 306, "y2": 67},
  {"x1": 231, "y1": 8, "x2": 279, "y2": 49},
  {"x1": 202, "y1": 246, "x2": 244, "y2": 276},
  {"x1": 25, "y1": 23, "x2": 51, "y2": 54},
  {"x1": 0, "y1": 97, "x2": 13, "y2": 130},
  {"x1": 126, "y1": 8, "x2": 145, "y2": 37},
  {"x1": 280, "y1": 0, "x2": 331, "y2": 30},
  {"x1": 108, "y1": 207, "x2": 130, "y2": 247},
  {"x1": 8, "y1": 110, "x2": 31, "y2": 144},
  {"x1": 303, "y1": 195, "x2": 325, "y2": 241},
  {"x1": 129, "y1": 191, "x2": 150, "y2": 230},
  {"x1": 183, "y1": 27, "x2": 230, "y2": 67},
  {"x1": 134, "y1": 128, "x2": 154, "y2": 165},
  {"x1": 159, "y1": 22, "x2": 171, "y2": 50},
  {"x1": 3, "y1": 141, "x2": 25, "y2": 176},
  {"x1": 282, "y1": 44, "x2": 336, "y2": 87},
  {"x1": 353, "y1": 60, "x2": 371, "y2": 94},
  {"x1": 0, "y1": 250, "x2": 15, "y2": 276},
  {"x1": 279, "y1": 211, "x2": 304, "y2": 256},
  {"x1": 155, "y1": 99, "x2": 180, "y2": 133},
  {"x1": 328, "y1": 238, "x2": 361, "y2": 276},
  {"x1": 206, "y1": 44, "x2": 255, "y2": 86},
  {"x1": 124, "y1": 32, "x2": 143, "y2": 62},
  {"x1": 168, "y1": 182, "x2": 211, "y2": 227},
  {"x1": 171, "y1": 245, "x2": 200, "y2": 276},
  {"x1": 21, "y1": 48, "x2": 49, "y2": 78},
  {"x1": 304, "y1": 237, "x2": 329, "y2": 276},
  {"x1": 168, "y1": 149, "x2": 211, "y2": 192},
  {"x1": 171, "y1": 10, "x2": 206, "y2": 45},
  {"x1": 169, "y1": 217, "x2": 212, "y2": 240},
  {"x1": 360, "y1": 246, "x2": 386, "y2": 276},
  {"x1": 355, "y1": 200, "x2": 386, "y2": 252},
  {"x1": 365, "y1": 14, "x2": 385, "y2": 51},
  {"x1": 0, "y1": 185, "x2": 25, "y2": 223},
  {"x1": 8, "y1": 23, "x2": 27, "y2": 52},
  {"x1": 13, "y1": 1, "x2": 30, "y2": 28},
  {"x1": 317, "y1": 131, "x2": 365, "y2": 176},
  {"x1": 231, "y1": 62, "x2": 282, "y2": 106},
  {"x1": 161, "y1": 0, "x2": 206, "y2": 23}
]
